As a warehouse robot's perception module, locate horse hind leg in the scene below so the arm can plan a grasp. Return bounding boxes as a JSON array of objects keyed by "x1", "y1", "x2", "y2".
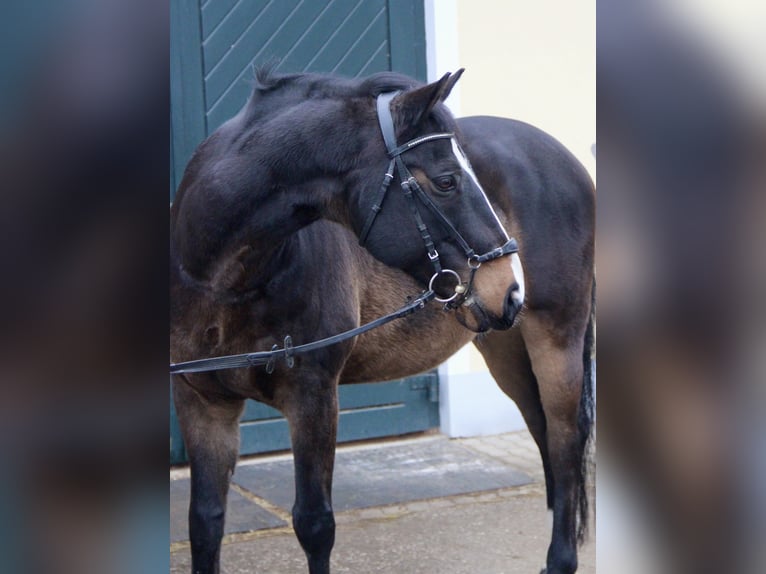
[
  {"x1": 522, "y1": 309, "x2": 594, "y2": 574},
  {"x1": 283, "y1": 376, "x2": 339, "y2": 574},
  {"x1": 172, "y1": 375, "x2": 245, "y2": 574},
  {"x1": 474, "y1": 329, "x2": 556, "y2": 511}
]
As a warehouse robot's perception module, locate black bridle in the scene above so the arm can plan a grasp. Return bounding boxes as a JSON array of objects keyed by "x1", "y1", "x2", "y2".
[
  {"x1": 359, "y1": 91, "x2": 518, "y2": 308},
  {"x1": 169, "y1": 92, "x2": 518, "y2": 375}
]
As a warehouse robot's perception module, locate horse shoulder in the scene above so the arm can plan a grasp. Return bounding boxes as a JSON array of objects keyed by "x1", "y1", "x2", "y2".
[{"x1": 340, "y1": 231, "x2": 473, "y2": 384}]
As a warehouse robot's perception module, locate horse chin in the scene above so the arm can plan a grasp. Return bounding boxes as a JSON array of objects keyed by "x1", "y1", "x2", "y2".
[
  {"x1": 454, "y1": 297, "x2": 518, "y2": 333},
  {"x1": 454, "y1": 300, "x2": 493, "y2": 333}
]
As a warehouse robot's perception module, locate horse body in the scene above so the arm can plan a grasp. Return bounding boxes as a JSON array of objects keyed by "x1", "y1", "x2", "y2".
[
  {"x1": 460, "y1": 116, "x2": 595, "y2": 573},
  {"x1": 171, "y1": 71, "x2": 593, "y2": 574}
]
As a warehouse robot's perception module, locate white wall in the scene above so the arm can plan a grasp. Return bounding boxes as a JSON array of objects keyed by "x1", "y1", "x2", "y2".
[{"x1": 425, "y1": 0, "x2": 595, "y2": 437}]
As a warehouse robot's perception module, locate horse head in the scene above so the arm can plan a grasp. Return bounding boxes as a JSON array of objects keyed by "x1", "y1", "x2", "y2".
[{"x1": 346, "y1": 71, "x2": 525, "y2": 332}]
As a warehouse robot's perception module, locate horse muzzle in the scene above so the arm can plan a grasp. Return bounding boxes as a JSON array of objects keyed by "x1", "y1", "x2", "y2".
[
  {"x1": 454, "y1": 249, "x2": 524, "y2": 331},
  {"x1": 500, "y1": 280, "x2": 524, "y2": 328},
  {"x1": 494, "y1": 251, "x2": 525, "y2": 328},
  {"x1": 453, "y1": 280, "x2": 523, "y2": 332}
]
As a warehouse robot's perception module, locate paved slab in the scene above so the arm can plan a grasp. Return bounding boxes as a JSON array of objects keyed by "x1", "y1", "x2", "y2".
[
  {"x1": 171, "y1": 484, "x2": 595, "y2": 574},
  {"x1": 232, "y1": 438, "x2": 531, "y2": 513},
  {"x1": 170, "y1": 431, "x2": 596, "y2": 573},
  {"x1": 170, "y1": 478, "x2": 287, "y2": 543}
]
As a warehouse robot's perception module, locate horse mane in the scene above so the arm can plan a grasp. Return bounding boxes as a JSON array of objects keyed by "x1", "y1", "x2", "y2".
[
  {"x1": 254, "y1": 64, "x2": 421, "y2": 95},
  {"x1": 246, "y1": 65, "x2": 424, "y2": 122}
]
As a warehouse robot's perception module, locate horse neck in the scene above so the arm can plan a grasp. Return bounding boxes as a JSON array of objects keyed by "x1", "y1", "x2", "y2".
[{"x1": 172, "y1": 99, "x2": 374, "y2": 284}]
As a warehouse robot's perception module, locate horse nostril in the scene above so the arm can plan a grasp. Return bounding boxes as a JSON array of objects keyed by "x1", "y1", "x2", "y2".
[{"x1": 504, "y1": 283, "x2": 523, "y2": 321}]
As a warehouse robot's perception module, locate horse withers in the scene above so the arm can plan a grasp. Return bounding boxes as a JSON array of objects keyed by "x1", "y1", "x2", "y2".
[{"x1": 170, "y1": 69, "x2": 594, "y2": 574}]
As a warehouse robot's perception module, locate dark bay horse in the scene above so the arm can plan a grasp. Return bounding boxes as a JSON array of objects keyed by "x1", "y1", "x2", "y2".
[{"x1": 170, "y1": 69, "x2": 594, "y2": 574}]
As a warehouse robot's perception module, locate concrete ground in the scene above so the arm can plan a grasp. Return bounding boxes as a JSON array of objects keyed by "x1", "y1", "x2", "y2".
[{"x1": 170, "y1": 431, "x2": 595, "y2": 573}]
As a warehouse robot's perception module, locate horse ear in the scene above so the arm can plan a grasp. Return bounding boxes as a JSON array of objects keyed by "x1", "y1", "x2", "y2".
[
  {"x1": 439, "y1": 68, "x2": 464, "y2": 102},
  {"x1": 394, "y1": 69, "x2": 465, "y2": 126}
]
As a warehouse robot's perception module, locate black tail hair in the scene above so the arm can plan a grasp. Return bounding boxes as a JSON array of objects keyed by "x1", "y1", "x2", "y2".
[{"x1": 576, "y1": 277, "x2": 596, "y2": 543}]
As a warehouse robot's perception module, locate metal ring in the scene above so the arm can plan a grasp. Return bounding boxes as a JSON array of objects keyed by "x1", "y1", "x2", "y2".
[
  {"x1": 429, "y1": 269, "x2": 463, "y2": 303},
  {"x1": 468, "y1": 255, "x2": 482, "y2": 270}
]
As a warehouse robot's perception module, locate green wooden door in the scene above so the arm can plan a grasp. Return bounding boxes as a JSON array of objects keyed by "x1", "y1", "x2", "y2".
[
  {"x1": 171, "y1": 0, "x2": 427, "y2": 193},
  {"x1": 170, "y1": 0, "x2": 437, "y2": 463}
]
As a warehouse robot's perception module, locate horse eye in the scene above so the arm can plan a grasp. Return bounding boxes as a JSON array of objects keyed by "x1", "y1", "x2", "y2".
[{"x1": 434, "y1": 175, "x2": 456, "y2": 192}]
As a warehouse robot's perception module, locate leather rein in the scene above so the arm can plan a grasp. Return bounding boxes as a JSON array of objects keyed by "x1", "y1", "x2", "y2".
[
  {"x1": 169, "y1": 92, "x2": 516, "y2": 375},
  {"x1": 170, "y1": 289, "x2": 435, "y2": 374}
]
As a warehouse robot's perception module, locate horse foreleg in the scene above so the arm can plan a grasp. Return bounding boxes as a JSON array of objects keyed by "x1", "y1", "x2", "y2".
[
  {"x1": 285, "y1": 379, "x2": 339, "y2": 574},
  {"x1": 172, "y1": 375, "x2": 244, "y2": 574},
  {"x1": 522, "y1": 313, "x2": 591, "y2": 574}
]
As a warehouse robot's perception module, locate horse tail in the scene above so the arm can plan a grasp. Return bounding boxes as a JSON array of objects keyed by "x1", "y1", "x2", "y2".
[{"x1": 576, "y1": 276, "x2": 596, "y2": 543}]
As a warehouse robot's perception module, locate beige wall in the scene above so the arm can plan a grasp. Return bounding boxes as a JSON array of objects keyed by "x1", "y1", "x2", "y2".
[
  {"x1": 455, "y1": 0, "x2": 596, "y2": 181},
  {"x1": 428, "y1": 2, "x2": 595, "y2": 433}
]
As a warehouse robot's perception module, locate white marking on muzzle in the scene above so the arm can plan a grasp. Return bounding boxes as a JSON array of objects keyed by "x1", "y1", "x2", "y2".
[
  {"x1": 450, "y1": 139, "x2": 510, "y2": 241},
  {"x1": 510, "y1": 252, "x2": 525, "y2": 305},
  {"x1": 451, "y1": 139, "x2": 524, "y2": 305}
]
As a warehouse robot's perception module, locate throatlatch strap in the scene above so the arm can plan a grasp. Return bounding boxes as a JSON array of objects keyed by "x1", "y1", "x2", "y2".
[{"x1": 358, "y1": 158, "x2": 395, "y2": 246}]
